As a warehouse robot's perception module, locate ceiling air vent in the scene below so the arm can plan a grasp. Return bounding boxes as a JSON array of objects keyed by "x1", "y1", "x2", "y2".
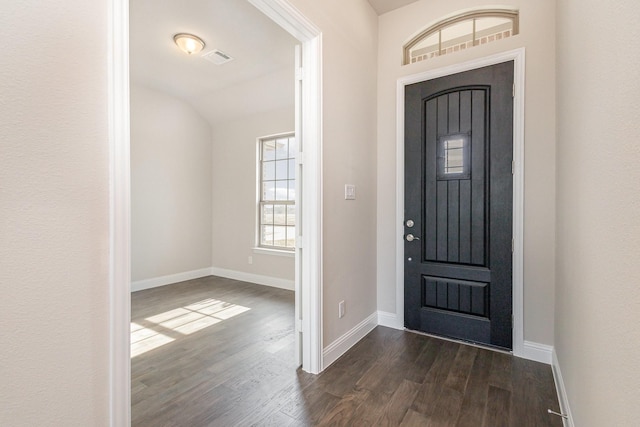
[{"x1": 202, "y1": 49, "x2": 234, "y2": 65}]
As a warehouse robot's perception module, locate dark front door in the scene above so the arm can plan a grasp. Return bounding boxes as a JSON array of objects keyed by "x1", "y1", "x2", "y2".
[{"x1": 404, "y1": 61, "x2": 514, "y2": 350}]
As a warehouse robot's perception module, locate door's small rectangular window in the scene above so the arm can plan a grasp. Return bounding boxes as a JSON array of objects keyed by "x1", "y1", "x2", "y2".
[
  {"x1": 258, "y1": 134, "x2": 296, "y2": 251},
  {"x1": 444, "y1": 138, "x2": 465, "y2": 174},
  {"x1": 437, "y1": 134, "x2": 470, "y2": 180}
]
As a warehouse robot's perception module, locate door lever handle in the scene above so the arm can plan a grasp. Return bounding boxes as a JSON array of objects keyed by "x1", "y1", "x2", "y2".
[{"x1": 405, "y1": 234, "x2": 420, "y2": 242}]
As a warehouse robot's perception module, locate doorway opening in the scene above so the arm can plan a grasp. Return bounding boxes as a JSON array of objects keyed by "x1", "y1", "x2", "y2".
[{"x1": 108, "y1": 0, "x2": 323, "y2": 424}]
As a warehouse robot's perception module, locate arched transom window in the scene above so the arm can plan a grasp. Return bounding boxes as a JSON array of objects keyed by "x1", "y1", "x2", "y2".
[{"x1": 403, "y1": 9, "x2": 519, "y2": 65}]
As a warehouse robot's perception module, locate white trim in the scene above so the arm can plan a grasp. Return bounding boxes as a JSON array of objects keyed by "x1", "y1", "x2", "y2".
[
  {"x1": 377, "y1": 311, "x2": 403, "y2": 329},
  {"x1": 249, "y1": 0, "x2": 324, "y2": 376},
  {"x1": 322, "y1": 312, "x2": 378, "y2": 369},
  {"x1": 293, "y1": 43, "x2": 303, "y2": 367},
  {"x1": 252, "y1": 247, "x2": 295, "y2": 258},
  {"x1": 210, "y1": 267, "x2": 295, "y2": 291},
  {"x1": 249, "y1": 1, "x2": 324, "y2": 368},
  {"x1": 300, "y1": 34, "x2": 323, "y2": 374},
  {"x1": 552, "y1": 348, "x2": 575, "y2": 427},
  {"x1": 395, "y1": 48, "x2": 526, "y2": 357},
  {"x1": 130, "y1": 268, "x2": 213, "y2": 292},
  {"x1": 522, "y1": 341, "x2": 553, "y2": 365},
  {"x1": 108, "y1": 0, "x2": 130, "y2": 425},
  {"x1": 249, "y1": 0, "x2": 320, "y2": 41}
]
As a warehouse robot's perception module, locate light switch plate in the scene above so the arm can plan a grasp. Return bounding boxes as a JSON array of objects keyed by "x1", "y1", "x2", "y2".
[{"x1": 345, "y1": 184, "x2": 356, "y2": 200}]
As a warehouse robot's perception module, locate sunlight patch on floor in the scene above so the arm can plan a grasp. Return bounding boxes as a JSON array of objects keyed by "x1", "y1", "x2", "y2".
[
  {"x1": 131, "y1": 298, "x2": 251, "y2": 358},
  {"x1": 131, "y1": 322, "x2": 175, "y2": 358}
]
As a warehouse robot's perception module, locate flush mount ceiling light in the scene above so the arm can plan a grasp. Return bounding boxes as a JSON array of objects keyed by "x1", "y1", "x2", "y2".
[{"x1": 173, "y1": 33, "x2": 205, "y2": 55}]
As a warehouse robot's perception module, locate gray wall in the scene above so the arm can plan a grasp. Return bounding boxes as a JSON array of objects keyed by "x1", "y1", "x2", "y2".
[
  {"x1": 131, "y1": 84, "x2": 213, "y2": 282},
  {"x1": 210, "y1": 108, "x2": 295, "y2": 281},
  {"x1": 0, "y1": 1, "x2": 110, "y2": 424},
  {"x1": 288, "y1": 0, "x2": 379, "y2": 345},
  {"x1": 555, "y1": 0, "x2": 640, "y2": 425}
]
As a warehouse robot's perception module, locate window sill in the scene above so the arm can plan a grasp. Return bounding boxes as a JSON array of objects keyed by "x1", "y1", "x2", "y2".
[{"x1": 252, "y1": 247, "x2": 295, "y2": 258}]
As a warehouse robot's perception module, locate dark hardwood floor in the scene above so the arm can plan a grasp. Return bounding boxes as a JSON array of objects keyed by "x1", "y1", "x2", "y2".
[{"x1": 131, "y1": 276, "x2": 562, "y2": 426}]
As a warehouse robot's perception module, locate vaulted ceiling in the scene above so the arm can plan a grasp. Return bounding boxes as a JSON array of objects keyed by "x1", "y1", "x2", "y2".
[{"x1": 130, "y1": 0, "x2": 298, "y2": 125}]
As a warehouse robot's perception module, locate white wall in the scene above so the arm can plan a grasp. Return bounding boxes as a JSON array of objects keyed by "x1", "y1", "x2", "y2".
[
  {"x1": 376, "y1": 0, "x2": 557, "y2": 345},
  {"x1": 0, "y1": 1, "x2": 109, "y2": 425},
  {"x1": 287, "y1": 0, "x2": 379, "y2": 345},
  {"x1": 211, "y1": 107, "x2": 295, "y2": 281},
  {"x1": 555, "y1": 0, "x2": 640, "y2": 425},
  {"x1": 131, "y1": 84, "x2": 213, "y2": 282}
]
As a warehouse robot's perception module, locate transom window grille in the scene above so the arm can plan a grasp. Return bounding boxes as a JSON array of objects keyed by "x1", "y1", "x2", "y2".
[
  {"x1": 258, "y1": 134, "x2": 296, "y2": 250},
  {"x1": 403, "y1": 9, "x2": 519, "y2": 65}
]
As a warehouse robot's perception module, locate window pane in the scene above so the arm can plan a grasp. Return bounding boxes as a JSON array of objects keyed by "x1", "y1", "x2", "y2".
[
  {"x1": 274, "y1": 204, "x2": 286, "y2": 225},
  {"x1": 262, "y1": 181, "x2": 276, "y2": 201},
  {"x1": 275, "y1": 160, "x2": 288, "y2": 180},
  {"x1": 288, "y1": 181, "x2": 295, "y2": 201},
  {"x1": 413, "y1": 31, "x2": 439, "y2": 51},
  {"x1": 286, "y1": 226, "x2": 295, "y2": 248},
  {"x1": 287, "y1": 205, "x2": 296, "y2": 227},
  {"x1": 259, "y1": 134, "x2": 295, "y2": 250},
  {"x1": 275, "y1": 181, "x2": 288, "y2": 201},
  {"x1": 474, "y1": 17, "x2": 511, "y2": 33},
  {"x1": 262, "y1": 161, "x2": 275, "y2": 181},
  {"x1": 288, "y1": 137, "x2": 297, "y2": 158},
  {"x1": 441, "y1": 20, "x2": 473, "y2": 49},
  {"x1": 262, "y1": 204, "x2": 273, "y2": 225},
  {"x1": 444, "y1": 138, "x2": 464, "y2": 174},
  {"x1": 273, "y1": 226, "x2": 287, "y2": 247},
  {"x1": 410, "y1": 31, "x2": 439, "y2": 61},
  {"x1": 261, "y1": 225, "x2": 273, "y2": 246},
  {"x1": 275, "y1": 138, "x2": 288, "y2": 160},
  {"x1": 263, "y1": 140, "x2": 276, "y2": 161},
  {"x1": 288, "y1": 159, "x2": 295, "y2": 180}
]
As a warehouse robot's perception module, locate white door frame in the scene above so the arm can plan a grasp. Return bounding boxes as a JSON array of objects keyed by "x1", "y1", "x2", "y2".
[
  {"x1": 394, "y1": 48, "x2": 526, "y2": 357},
  {"x1": 108, "y1": 0, "x2": 323, "y2": 425},
  {"x1": 248, "y1": 0, "x2": 324, "y2": 374}
]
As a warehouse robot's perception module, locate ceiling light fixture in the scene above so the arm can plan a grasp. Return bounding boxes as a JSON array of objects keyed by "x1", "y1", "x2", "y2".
[{"x1": 173, "y1": 33, "x2": 205, "y2": 55}]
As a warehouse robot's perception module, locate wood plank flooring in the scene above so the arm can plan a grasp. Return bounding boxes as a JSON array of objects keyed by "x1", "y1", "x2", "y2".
[{"x1": 131, "y1": 276, "x2": 562, "y2": 426}]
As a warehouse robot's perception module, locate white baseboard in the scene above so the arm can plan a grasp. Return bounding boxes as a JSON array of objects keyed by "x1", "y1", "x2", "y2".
[
  {"x1": 522, "y1": 340, "x2": 553, "y2": 365},
  {"x1": 377, "y1": 310, "x2": 403, "y2": 329},
  {"x1": 323, "y1": 312, "x2": 378, "y2": 369},
  {"x1": 131, "y1": 267, "x2": 295, "y2": 292},
  {"x1": 552, "y1": 348, "x2": 574, "y2": 427},
  {"x1": 210, "y1": 267, "x2": 295, "y2": 291},
  {"x1": 131, "y1": 268, "x2": 212, "y2": 292}
]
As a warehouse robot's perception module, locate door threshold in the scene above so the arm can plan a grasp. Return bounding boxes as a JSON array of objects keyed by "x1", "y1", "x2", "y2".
[{"x1": 404, "y1": 328, "x2": 512, "y2": 355}]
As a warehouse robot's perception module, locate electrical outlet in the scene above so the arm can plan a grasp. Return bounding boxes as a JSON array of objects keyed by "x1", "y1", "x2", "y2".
[
  {"x1": 248, "y1": 256, "x2": 253, "y2": 265},
  {"x1": 339, "y1": 300, "x2": 345, "y2": 318},
  {"x1": 344, "y1": 184, "x2": 356, "y2": 200}
]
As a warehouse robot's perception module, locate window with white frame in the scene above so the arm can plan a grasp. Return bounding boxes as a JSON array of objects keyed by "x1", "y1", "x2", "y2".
[
  {"x1": 403, "y1": 9, "x2": 519, "y2": 65},
  {"x1": 258, "y1": 134, "x2": 296, "y2": 250}
]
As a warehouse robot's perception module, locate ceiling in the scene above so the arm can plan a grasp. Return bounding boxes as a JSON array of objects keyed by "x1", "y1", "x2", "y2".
[
  {"x1": 130, "y1": 0, "x2": 298, "y2": 124},
  {"x1": 367, "y1": 0, "x2": 420, "y2": 15}
]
